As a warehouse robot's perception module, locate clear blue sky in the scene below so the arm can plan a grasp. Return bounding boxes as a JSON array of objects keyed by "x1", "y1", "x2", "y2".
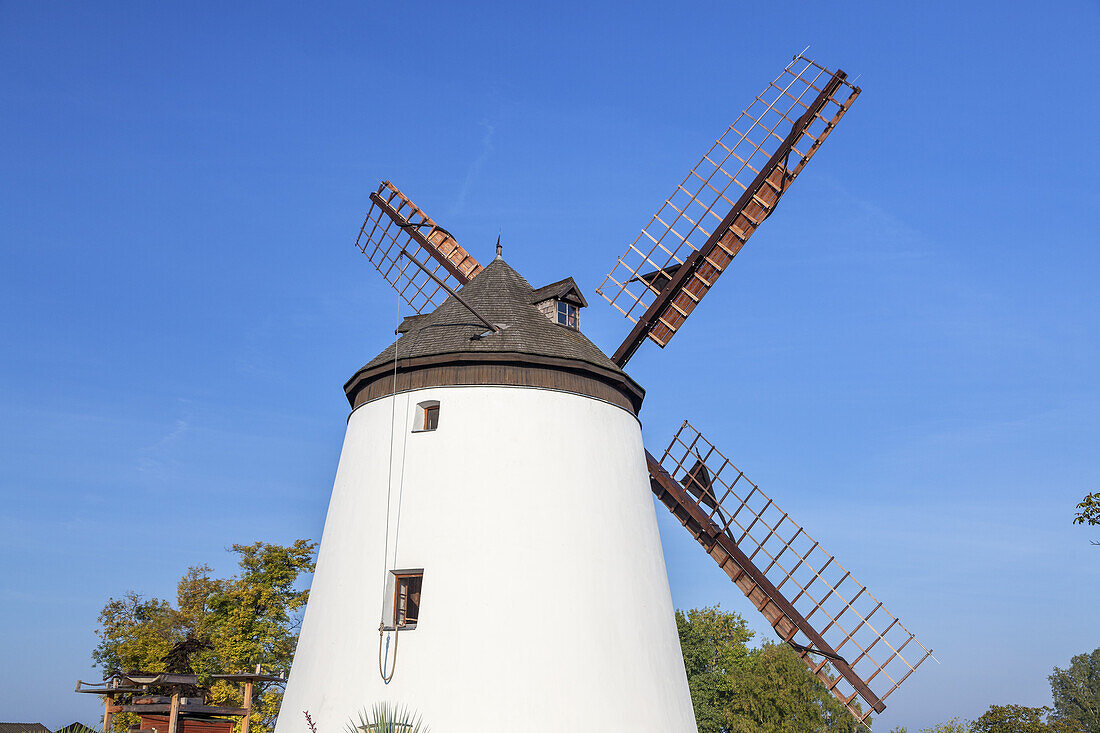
[{"x1": 1, "y1": 2, "x2": 1097, "y2": 729}]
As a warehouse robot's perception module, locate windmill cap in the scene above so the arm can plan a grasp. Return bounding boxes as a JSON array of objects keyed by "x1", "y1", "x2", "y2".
[{"x1": 344, "y1": 258, "x2": 644, "y2": 414}]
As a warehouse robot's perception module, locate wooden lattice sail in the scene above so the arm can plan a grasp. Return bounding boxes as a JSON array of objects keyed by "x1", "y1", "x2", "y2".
[
  {"x1": 598, "y1": 54, "x2": 861, "y2": 366},
  {"x1": 648, "y1": 421, "x2": 932, "y2": 725},
  {"x1": 356, "y1": 181, "x2": 484, "y2": 313}
]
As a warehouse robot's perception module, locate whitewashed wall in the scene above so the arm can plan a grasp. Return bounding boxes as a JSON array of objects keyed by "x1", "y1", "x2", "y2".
[{"x1": 276, "y1": 385, "x2": 696, "y2": 733}]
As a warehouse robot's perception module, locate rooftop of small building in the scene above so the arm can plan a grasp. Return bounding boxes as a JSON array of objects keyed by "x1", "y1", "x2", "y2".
[{"x1": 0, "y1": 724, "x2": 51, "y2": 733}]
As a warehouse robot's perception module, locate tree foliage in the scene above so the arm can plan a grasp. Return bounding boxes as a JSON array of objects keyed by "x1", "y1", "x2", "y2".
[
  {"x1": 1073, "y1": 494, "x2": 1100, "y2": 527},
  {"x1": 93, "y1": 540, "x2": 317, "y2": 733},
  {"x1": 676, "y1": 605, "x2": 859, "y2": 733},
  {"x1": 971, "y1": 704, "x2": 1080, "y2": 733},
  {"x1": 912, "y1": 703, "x2": 1086, "y2": 733},
  {"x1": 1075, "y1": 493, "x2": 1100, "y2": 545},
  {"x1": 918, "y1": 719, "x2": 968, "y2": 733},
  {"x1": 1050, "y1": 648, "x2": 1100, "y2": 732}
]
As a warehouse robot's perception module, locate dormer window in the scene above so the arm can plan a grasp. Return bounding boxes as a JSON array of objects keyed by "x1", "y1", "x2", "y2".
[
  {"x1": 557, "y1": 301, "x2": 579, "y2": 329},
  {"x1": 532, "y1": 277, "x2": 588, "y2": 332}
]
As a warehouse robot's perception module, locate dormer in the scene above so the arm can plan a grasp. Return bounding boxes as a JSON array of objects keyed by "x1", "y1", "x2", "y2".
[{"x1": 531, "y1": 277, "x2": 588, "y2": 331}]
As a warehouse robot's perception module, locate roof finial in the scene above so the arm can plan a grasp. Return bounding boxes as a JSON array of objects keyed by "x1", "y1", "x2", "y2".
[{"x1": 495, "y1": 230, "x2": 502, "y2": 259}]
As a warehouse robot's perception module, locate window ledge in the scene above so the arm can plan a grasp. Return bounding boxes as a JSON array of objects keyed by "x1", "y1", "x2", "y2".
[{"x1": 381, "y1": 624, "x2": 418, "y2": 632}]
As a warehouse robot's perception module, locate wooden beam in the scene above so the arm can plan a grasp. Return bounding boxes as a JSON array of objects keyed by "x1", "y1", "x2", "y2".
[
  {"x1": 611, "y1": 70, "x2": 848, "y2": 368},
  {"x1": 118, "y1": 704, "x2": 249, "y2": 715},
  {"x1": 167, "y1": 691, "x2": 180, "y2": 733},
  {"x1": 242, "y1": 678, "x2": 254, "y2": 733},
  {"x1": 646, "y1": 450, "x2": 885, "y2": 714},
  {"x1": 369, "y1": 191, "x2": 475, "y2": 285},
  {"x1": 398, "y1": 248, "x2": 498, "y2": 332}
]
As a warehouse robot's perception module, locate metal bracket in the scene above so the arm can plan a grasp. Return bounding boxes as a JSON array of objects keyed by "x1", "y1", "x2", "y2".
[{"x1": 788, "y1": 641, "x2": 846, "y2": 663}]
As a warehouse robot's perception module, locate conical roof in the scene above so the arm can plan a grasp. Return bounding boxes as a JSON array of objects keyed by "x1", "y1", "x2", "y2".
[
  {"x1": 360, "y1": 258, "x2": 624, "y2": 373},
  {"x1": 344, "y1": 258, "x2": 644, "y2": 412}
]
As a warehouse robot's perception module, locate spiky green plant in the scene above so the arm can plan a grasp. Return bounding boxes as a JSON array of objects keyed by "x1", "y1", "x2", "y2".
[{"x1": 346, "y1": 702, "x2": 429, "y2": 733}]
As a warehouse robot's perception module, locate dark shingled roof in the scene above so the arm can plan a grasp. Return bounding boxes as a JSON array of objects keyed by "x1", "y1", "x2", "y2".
[
  {"x1": 55, "y1": 724, "x2": 98, "y2": 733},
  {"x1": 359, "y1": 258, "x2": 621, "y2": 375},
  {"x1": 530, "y1": 277, "x2": 588, "y2": 307},
  {"x1": 0, "y1": 724, "x2": 51, "y2": 733}
]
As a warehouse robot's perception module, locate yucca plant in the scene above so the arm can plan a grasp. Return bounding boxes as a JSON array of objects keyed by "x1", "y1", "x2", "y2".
[{"x1": 346, "y1": 702, "x2": 429, "y2": 733}]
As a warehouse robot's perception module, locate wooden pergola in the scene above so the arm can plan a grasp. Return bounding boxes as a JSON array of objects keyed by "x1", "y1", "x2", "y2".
[{"x1": 75, "y1": 669, "x2": 285, "y2": 733}]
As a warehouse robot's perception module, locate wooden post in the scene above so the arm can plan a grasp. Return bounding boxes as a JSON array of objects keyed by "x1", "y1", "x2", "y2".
[
  {"x1": 242, "y1": 679, "x2": 254, "y2": 733},
  {"x1": 102, "y1": 698, "x2": 112, "y2": 733},
  {"x1": 168, "y1": 690, "x2": 181, "y2": 733}
]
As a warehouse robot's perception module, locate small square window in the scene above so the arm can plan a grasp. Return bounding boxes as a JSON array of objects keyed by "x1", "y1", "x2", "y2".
[
  {"x1": 423, "y1": 404, "x2": 439, "y2": 430},
  {"x1": 393, "y1": 572, "x2": 422, "y2": 628},
  {"x1": 556, "y1": 301, "x2": 578, "y2": 329},
  {"x1": 416, "y1": 401, "x2": 440, "y2": 432}
]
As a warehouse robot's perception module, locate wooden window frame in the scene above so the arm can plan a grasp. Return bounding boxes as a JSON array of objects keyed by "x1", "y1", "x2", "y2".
[
  {"x1": 423, "y1": 404, "x2": 439, "y2": 430},
  {"x1": 556, "y1": 301, "x2": 579, "y2": 329},
  {"x1": 392, "y1": 571, "x2": 423, "y2": 629},
  {"x1": 414, "y1": 400, "x2": 440, "y2": 432}
]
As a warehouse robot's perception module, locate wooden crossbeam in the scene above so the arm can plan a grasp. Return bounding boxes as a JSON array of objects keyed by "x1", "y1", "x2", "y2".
[
  {"x1": 355, "y1": 181, "x2": 484, "y2": 315},
  {"x1": 612, "y1": 69, "x2": 848, "y2": 366},
  {"x1": 646, "y1": 450, "x2": 883, "y2": 722},
  {"x1": 368, "y1": 189, "x2": 480, "y2": 285}
]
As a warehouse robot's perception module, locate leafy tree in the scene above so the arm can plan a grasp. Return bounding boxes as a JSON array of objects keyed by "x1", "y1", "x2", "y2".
[
  {"x1": 1050, "y1": 648, "x2": 1100, "y2": 732},
  {"x1": 1074, "y1": 494, "x2": 1100, "y2": 527},
  {"x1": 676, "y1": 605, "x2": 859, "y2": 733},
  {"x1": 971, "y1": 704, "x2": 1079, "y2": 732},
  {"x1": 1075, "y1": 493, "x2": 1100, "y2": 545},
  {"x1": 677, "y1": 606, "x2": 755, "y2": 731},
  {"x1": 740, "y1": 641, "x2": 860, "y2": 732},
  {"x1": 93, "y1": 540, "x2": 317, "y2": 733},
  {"x1": 93, "y1": 592, "x2": 178, "y2": 675},
  {"x1": 918, "y1": 720, "x2": 968, "y2": 733}
]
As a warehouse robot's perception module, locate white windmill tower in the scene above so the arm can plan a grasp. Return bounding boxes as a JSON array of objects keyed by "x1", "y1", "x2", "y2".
[
  {"x1": 278, "y1": 54, "x2": 933, "y2": 732},
  {"x1": 276, "y1": 231, "x2": 694, "y2": 730}
]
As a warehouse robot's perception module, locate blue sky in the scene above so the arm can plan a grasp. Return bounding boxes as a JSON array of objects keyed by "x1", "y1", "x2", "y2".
[{"x1": 2, "y1": 1, "x2": 1098, "y2": 729}]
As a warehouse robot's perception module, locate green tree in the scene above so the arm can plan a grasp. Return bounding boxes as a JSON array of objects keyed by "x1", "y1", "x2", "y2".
[
  {"x1": 676, "y1": 605, "x2": 859, "y2": 733},
  {"x1": 676, "y1": 606, "x2": 755, "y2": 732},
  {"x1": 93, "y1": 592, "x2": 178, "y2": 675},
  {"x1": 739, "y1": 641, "x2": 860, "y2": 732},
  {"x1": 1075, "y1": 493, "x2": 1100, "y2": 545},
  {"x1": 1050, "y1": 648, "x2": 1100, "y2": 732},
  {"x1": 971, "y1": 704, "x2": 1079, "y2": 732},
  {"x1": 1074, "y1": 493, "x2": 1100, "y2": 527},
  {"x1": 918, "y1": 720, "x2": 968, "y2": 733},
  {"x1": 93, "y1": 539, "x2": 317, "y2": 733}
]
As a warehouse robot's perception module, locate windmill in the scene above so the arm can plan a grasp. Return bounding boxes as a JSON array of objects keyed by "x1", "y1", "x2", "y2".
[{"x1": 276, "y1": 53, "x2": 930, "y2": 732}]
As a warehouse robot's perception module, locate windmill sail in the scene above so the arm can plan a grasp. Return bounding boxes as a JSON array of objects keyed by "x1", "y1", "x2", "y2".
[
  {"x1": 649, "y1": 421, "x2": 931, "y2": 725},
  {"x1": 356, "y1": 181, "x2": 484, "y2": 313},
  {"x1": 599, "y1": 54, "x2": 861, "y2": 366}
]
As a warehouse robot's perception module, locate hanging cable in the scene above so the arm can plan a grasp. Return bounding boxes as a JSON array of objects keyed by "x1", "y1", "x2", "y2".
[
  {"x1": 381, "y1": 337, "x2": 414, "y2": 683},
  {"x1": 378, "y1": 623, "x2": 398, "y2": 683},
  {"x1": 378, "y1": 287, "x2": 402, "y2": 683}
]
